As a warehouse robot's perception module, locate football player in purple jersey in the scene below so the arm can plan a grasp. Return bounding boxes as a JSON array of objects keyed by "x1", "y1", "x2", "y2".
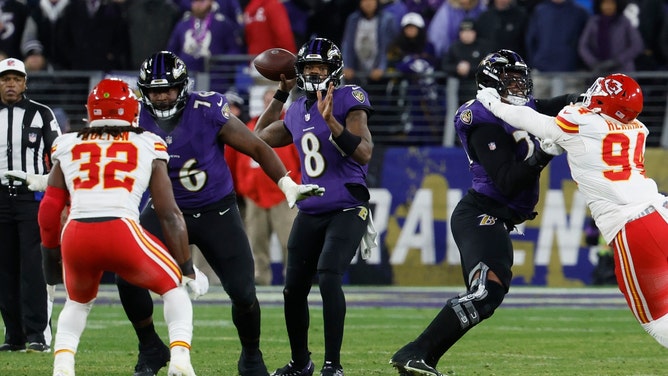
[
  {"x1": 254, "y1": 38, "x2": 374, "y2": 376},
  {"x1": 117, "y1": 51, "x2": 324, "y2": 376},
  {"x1": 389, "y1": 49, "x2": 584, "y2": 376}
]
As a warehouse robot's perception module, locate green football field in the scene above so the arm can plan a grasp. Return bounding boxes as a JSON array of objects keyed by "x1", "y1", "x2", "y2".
[{"x1": 2, "y1": 286, "x2": 665, "y2": 375}]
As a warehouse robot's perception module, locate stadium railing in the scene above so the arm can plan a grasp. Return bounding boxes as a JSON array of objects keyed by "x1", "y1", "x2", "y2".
[{"x1": 26, "y1": 55, "x2": 668, "y2": 148}]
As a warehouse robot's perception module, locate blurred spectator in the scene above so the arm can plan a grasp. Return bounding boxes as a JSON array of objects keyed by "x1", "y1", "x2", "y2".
[
  {"x1": 222, "y1": 88, "x2": 248, "y2": 269},
  {"x1": 578, "y1": 0, "x2": 643, "y2": 74},
  {"x1": 427, "y1": 0, "x2": 485, "y2": 58},
  {"x1": 442, "y1": 18, "x2": 493, "y2": 105},
  {"x1": 30, "y1": 0, "x2": 67, "y2": 70},
  {"x1": 231, "y1": 87, "x2": 300, "y2": 286},
  {"x1": 525, "y1": 0, "x2": 588, "y2": 97},
  {"x1": 341, "y1": 0, "x2": 398, "y2": 86},
  {"x1": 387, "y1": 13, "x2": 437, "y2": 69},
  {"x1": 167, "y1": 0, "x2": 245, "y2": 91},
  {"x1": 54, "y1": 0, "x2": 130, "y2": 70},
  {"x1": 0, "y1": 1, "x2": 44, "y2": 66},
  {"x1": 516, "y1": 0, "x2": 541, "y2": 13},
  {"x1": 382, "y1": 0, "x2": 446, "y2": 31},
  {"x1": 661, "y1": 8, "x2": 668, "y2": 68},
  {"x1": 386, "y1": 12, "x2": 441, "y2": 140},
  {"x1": 23, "y1": 53, "x2": 47, "y2": 73},
  {"x1": 175, "y1": 0, "x2": 244, "y2": 27},
  {"x1": 400, "y1": 0, "x2": 445, "y2": 27},
  {"x1": 243, "y1": 0, "x2": 296, "y2": 54},
  {"x1": 306, "y1": 0, "x2": 358, "y2": 47},
  {"x1": 224, "y1": 86, "x2": 249, "y2": 122},
  {"x1": 125, "y1": 0, "x2": 182, "y2": 68},
  {"x1": 52, "y1": 107, "x2": 70, "y2": 133},
  {"x1": 475, "y1": 0, "x2": 528, "y2": 58},
  {"x1": 383, "y1": 0, "x2": 409, "y2": 31},
  {"x1": 223, "y1": 87, "x2": 248, "y2": 220},
  {"x1": 282, "y1": 0, "x2": 312, "y2": 48},
  {"x1": 623, "y1": 0, "x2": 665, "y2": 70},
  {"x1": 341, "y1": 0, "x2": 397, "y2": 137}
]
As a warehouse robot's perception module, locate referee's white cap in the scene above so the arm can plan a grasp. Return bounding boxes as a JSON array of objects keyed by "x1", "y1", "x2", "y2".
[{"x1": 0, "y1": 58, "x2": 26, "y2": 77}]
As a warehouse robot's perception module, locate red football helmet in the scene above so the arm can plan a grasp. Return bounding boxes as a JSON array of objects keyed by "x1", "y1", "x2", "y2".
[
  {"x1": 583, "y1": 73, "x2": 643, "y2": 123},
  {"x1": 87, "y1": 78, "x2": 140, "y2": 127}
]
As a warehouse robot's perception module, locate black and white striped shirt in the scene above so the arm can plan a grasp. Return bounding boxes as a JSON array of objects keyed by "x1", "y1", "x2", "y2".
[{"x1": 0, "y1": 96, "x2": 61, "y2": 186}]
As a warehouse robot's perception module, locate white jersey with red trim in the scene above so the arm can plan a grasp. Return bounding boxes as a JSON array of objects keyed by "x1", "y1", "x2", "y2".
[
  {"x1": 489, "y1": 102, "x2": 666, "y2": 243},
  {"x1": 51, "y1": 130, "x2": 169, "y2": 221}
]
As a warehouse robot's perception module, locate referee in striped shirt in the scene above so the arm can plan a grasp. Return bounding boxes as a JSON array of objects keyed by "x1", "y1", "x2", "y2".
[{"x1": 0, "y1": 57, "x2": 61, "y2": 353}]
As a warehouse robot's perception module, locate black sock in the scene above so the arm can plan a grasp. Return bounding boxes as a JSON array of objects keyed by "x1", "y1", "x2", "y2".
[
  {"x1": 135, "y1": 322, "x2": 162, "y2": 348},
  {"x1": 233, "y1": 297, "x2": 261, "y2": 357},
  {"x1": 414, "y1": 301, "x2": 472, "y2": 366}
]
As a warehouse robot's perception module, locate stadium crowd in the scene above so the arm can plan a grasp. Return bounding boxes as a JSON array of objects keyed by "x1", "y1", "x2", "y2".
[{"x1": 2, "y1": 0, "x2": 667, "y2": 144}]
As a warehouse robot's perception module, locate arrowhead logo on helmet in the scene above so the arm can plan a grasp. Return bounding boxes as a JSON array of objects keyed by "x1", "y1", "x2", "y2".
[{"x1": 583, "y1": 73, "x2": 643, "y2": 123}]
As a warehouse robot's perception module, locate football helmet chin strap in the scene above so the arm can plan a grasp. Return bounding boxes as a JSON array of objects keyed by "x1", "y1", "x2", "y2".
[
  {"x1": 447, "y1": 262, "x2": 496, "y2": 329},
  {"x1": 303, "y1": 74, "x2": 329, "y2": 93}
]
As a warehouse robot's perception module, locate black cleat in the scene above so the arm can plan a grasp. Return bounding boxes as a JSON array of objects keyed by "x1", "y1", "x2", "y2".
[
  {"x1": 238, "y1": 349, "x2": 269, "y2": 376},
  {"x1": 26, "y1": 342, "x2": 50, "y2": 353},
  {"x1": 271, "y1": 359, "x2": 315, "y2": 376},
  {"x1": 133, "y1": 341, "x2": 170, "y2": 376},
  {"x1": 319, "y1": 361, "x2": 344, "y2": 376},
  {"x1": 0, "y1": 343, "x2": 26, "y2": 352},
  {"x1": 390, "y1": 345, "x2": 443, "y2": 376}
]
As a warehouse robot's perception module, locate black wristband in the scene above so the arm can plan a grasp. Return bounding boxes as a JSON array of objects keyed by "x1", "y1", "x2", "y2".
[
  {"x1": 330, "y1": 128, "x2": 362, "y2": 156},
  {"x1": 179, "y1": 258, "x2": 195, "y2": 275},
  {"x1": 273, "y1": 90, "x2": 289, "y2": 103},
  {"x1": 526, "y1": 147, "x2": 553, "y2": 169}
]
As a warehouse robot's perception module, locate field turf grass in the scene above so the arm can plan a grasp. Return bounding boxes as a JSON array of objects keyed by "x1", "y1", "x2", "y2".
[{"x1": 1, "y1": 289, "x2": 665, "y2": 375}]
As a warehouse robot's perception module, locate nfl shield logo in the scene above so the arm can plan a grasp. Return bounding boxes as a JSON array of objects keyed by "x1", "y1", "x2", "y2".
[
  {"x1": 165, "y1": 135, "x2": 172, "y2": 144},
  {"x1": 28, "y1": 133, "x2": 37, "y2": 143}
]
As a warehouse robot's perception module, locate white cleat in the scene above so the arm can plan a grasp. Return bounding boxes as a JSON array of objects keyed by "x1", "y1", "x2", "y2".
[
  {"x1": 53, "y1": 367, "x2": 75, "y2": 376},
  {"x1": 167, "y1": 362, "x2": 196, "y2": 376},
  {"x1": 53, "y1": 352, "x2": 76, "y2": 376},
  {"x1": 168, "y1": 347, "x2": 196, "y2": 376}
]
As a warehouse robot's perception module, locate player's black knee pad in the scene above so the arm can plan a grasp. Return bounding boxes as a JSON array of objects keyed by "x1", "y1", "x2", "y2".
[
  {"x1": 447, "y1": 280, "x2": 505, "y2": 330},
  {"x1": 447, "y1": 262, "x2": 506, "y2": 330},
  {"x1": 472, "y1": 280, "x2": 505, "y2": 320}
]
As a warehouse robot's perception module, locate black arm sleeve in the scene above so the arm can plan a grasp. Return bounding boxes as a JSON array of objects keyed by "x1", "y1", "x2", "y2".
[
  {"x1": 534, "y1": 93, "x2": 584, "y2": 116},
  {"x1": 469, "y1": 123, "x2": 547, "y2": 197}
]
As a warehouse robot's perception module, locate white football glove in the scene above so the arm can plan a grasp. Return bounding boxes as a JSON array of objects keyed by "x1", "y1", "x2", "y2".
[
  {"x1": 46, "y1": 284, "x2": 56, "y2": 302},
  {"x1": 359, "y1": 209, "x2": 377, "y2": 260},
  {"x1": 278, "y1": 175, "x2": 325, "y2": 209},
  {"x1": 476, "y1": 87, "x2": 502, "y2": 112},
  {"x1": 3, "y1": 170, "x2": 48, "y2": 192},
  {"x1": 539, "y1": 138, "x2": 565, "y2": 156},
  {"x1": 182, "y1": 266, "x2": 209, "y2": 300}
]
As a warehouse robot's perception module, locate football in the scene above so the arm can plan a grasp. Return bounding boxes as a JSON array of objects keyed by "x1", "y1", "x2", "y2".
[{"x1": 253, "y1": 48, "x2": 297, "y2": 81}]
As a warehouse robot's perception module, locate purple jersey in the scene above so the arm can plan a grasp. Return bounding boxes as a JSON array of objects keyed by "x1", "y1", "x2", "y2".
[
  {"x1": 454, "y1": 99, "x2": 541, "y2": 218},
  {"x1": 139, "y1": 91, "x2": 235, "y2": 209},
  {"x1": 166, "y1": 12, "x2": 244, "y2": 73},
  {"x1": 283, "y1": 85, "x2": 372, "y2": 214}
]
